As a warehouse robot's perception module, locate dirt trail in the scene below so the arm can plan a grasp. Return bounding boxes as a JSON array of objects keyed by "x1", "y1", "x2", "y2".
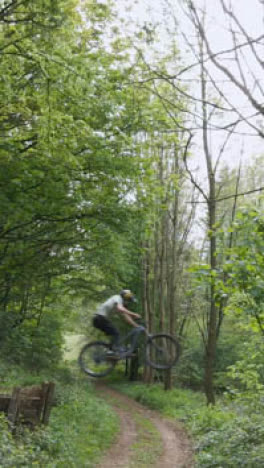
[{"x1": 96, "y1": 384, "x2": 194, "y2": 468}]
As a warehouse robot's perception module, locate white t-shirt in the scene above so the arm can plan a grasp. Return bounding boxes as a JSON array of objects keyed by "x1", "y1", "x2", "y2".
[{"x1": 96, "y1": 295, "x2": 123, "y2": 318}]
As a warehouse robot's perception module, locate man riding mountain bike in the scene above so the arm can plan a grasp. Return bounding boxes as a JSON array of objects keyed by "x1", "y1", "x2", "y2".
[
  {"x1": 79, "y1": 289, "x2": 180, "y2": 377},
  {"x1": 93, "y1": 289, "x2": 142, "y2": 352}
]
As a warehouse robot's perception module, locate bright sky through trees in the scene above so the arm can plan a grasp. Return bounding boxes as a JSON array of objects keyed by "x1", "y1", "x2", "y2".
[{"x1": 115, "y1": 0, "x2": 264, "y2": 174}]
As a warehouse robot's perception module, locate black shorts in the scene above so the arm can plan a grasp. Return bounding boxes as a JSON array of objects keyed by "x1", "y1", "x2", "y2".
[{"x1": 93, "y1": 314, "x2": 119, "y2": 341}]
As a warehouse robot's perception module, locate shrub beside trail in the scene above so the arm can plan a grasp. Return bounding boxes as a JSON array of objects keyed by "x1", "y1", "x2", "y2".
[
  {"x1": 0, "y1": 364, "x2": 119, "y2": 467},
  {"x1": 113, "y1": 381, "x2": 264, "y2": 467}
]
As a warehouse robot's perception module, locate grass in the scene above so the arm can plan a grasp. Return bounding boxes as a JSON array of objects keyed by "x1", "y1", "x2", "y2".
[
  {"x1": 47, "y1": 375, "x2": 119, "y2": 467},
  {"x1": 130, "y1": 414, "x2": 162, "y2": 468},
  {"x1": 102, "y1": 391, "x2": 163, "y2": 468},
  {"x1": 4, "y1": 355, "x2": 264, "y2": 467},
  {"x1": 111, "y1": 380, "x2": 206, "y2": 421},
  {"x1": 111, "y1": 379, "x2": 264, "y2": 467},
  {"x1": 0, "y1": 361, "x2": 120, "y2": 467}
]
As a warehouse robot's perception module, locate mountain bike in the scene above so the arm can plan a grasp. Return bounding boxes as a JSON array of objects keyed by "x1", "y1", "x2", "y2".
[{"x1": 78, "y1": 324, "x2": 180, "y2": 378}]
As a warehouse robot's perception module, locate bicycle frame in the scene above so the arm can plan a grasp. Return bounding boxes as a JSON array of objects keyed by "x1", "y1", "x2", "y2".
[
  {"x1": 78, "y1": 330, "x2": 180, "y2": 377},
  {"x1": 116, "y1": 326, "x2": 147, "y2": 356}
]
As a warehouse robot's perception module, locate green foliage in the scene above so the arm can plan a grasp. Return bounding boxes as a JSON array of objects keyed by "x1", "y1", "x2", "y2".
[
  {"x1": 112, "y1": 381, "x2": 205, "y2": 420},
  {"x1": 170, "y1": 327, "x2": 243, "y2": 391},
  {"x1": 223, "y1": 207, "x2": 264, "y2": 329},
  {"x1": 174, "y1": 342, "x2": 205, "y2": 389},
  {"x1": 114, "y1": 380, "x2": 264, "y2": 467},
  {"x1": 0, "y1": 0, "x2": 150, "y2": 357},
  {"x1": 130, "y1": 414, "x2": 162, "y2": 467},
  {"x1": 0, "y1": 415, "x2": 51, "y2": 467},
  {"x1": 1, "y1": 310, "x2": 63, "y2": 371},
  {"x1": 225, "y1": 334, "x2": 264, "y2": 399},
  {"x1": 0, "y1": 365, "x2": 119, "y2": 467},
  {"x1": 188, "y1": 204, "x2": 264, "y2": 396},
  {"x1": 196, "y1": 411, "x2": 264, "y2": 467},
  {"x1": 45, "y1": 378, "x2": 119, "y2": 466}
]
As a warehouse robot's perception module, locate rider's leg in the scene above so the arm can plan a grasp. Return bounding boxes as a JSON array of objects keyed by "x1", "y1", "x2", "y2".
[
  {"x1": 130, "y1": 326, "x2": 145, "y2": 352},
  {"x1": 93, "y1": 315, "x2": 120, "y2": 348}
]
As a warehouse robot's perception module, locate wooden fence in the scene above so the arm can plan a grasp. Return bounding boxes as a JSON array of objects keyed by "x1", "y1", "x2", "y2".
[{"x1": 0, "y1": 382, "x2": 55, "y2": 428}]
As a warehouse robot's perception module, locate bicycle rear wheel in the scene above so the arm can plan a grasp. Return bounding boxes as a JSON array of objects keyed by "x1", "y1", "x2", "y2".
[
  {"x1": 145, "y1": 334, "x2": 180, "y2": 370},
  {"x1": 78, "y1": 341, "x2": 116, "y2": 377}
]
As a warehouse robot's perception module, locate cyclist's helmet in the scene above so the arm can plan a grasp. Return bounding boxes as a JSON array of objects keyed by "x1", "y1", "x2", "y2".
[{"x1": 120, "y1": 289, "x2": 137, "y2": 303}]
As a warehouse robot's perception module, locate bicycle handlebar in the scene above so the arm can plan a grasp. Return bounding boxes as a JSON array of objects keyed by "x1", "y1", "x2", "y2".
[{"x1": 135, "y1": 318, "x2": 146, "y2": 328}]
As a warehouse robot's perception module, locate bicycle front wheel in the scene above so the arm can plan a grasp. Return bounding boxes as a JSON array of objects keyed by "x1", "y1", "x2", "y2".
[
  {"x1": 145, "y1": 334, "x2": 180, "y2": 370},
  {"x1": 78, "y1": 341, "x2": 116, "y2": 377}
]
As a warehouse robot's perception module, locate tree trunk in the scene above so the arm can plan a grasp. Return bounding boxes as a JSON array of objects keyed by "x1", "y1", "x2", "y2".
[
  {"x1": 201, "y1": 37, "x2": 217, "y2": 405},
  {"x1": 142, "y1": 246, "x2": 154, "y2": 383},
  {"x1": 129, "y1": 350, "x2": 139, "y2": 381},
  {"x1": 204, "y1": 188, "x2": 217, "y2": 404}
]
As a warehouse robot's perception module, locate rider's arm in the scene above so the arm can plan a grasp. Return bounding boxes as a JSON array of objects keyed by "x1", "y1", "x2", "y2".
[{"x1": 116, "y1": 303, "x2": 141, "y2": 327}]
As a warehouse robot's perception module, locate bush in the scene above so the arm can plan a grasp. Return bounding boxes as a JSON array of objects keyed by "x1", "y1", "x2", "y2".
[
  {"x1": 174, "y1": 346, "x2": 205, "y2": 389},
  {"x1": 114, "y1": 380, "x2": 264, "y2": 467},
  {"x1": 196, "y1": 411, "x2": 264, "y2": 467},
  {"x1": 0, "y1": 366, "x2": 119, "y2": 467},
  {"x1": 0, "y1": 311, "x2": 63, "y2": 372},
  {"x1": 112, "y1": 381, "x2": 205, "y2": 421},
  {"x1": 174, "y1": 327, "x2": 248, "y2": 391},
  {"x1": 0, "y1": 414, "x2": 51, "y2": 467},
  {"x1": 44, "y1": 377, "x2": 119, "y2": 466}
]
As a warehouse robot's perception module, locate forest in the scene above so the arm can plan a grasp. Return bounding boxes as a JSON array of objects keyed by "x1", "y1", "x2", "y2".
[{"x1": 0, "y1": 0, "x2": 264, "y2": 466}]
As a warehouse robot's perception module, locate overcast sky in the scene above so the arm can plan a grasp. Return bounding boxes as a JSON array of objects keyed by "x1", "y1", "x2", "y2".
[{"x1": 115, "y1": 0, "x2": 264, "y2": 178}]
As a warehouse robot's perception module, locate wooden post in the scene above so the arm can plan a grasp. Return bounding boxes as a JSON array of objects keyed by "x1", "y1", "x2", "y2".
[
  {"x1": 38, "y1": 382, "x2": 49, "y2": 421},
  {"x1": 42, "y1": 382, "x2": 55, "y2": 425},
  {"x1": 8, "y1": 387, "x2": 21, "y2": 428}
]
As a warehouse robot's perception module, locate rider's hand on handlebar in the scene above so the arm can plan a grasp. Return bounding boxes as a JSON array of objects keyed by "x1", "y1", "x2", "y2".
[{"x1": 135, "y1": 316, "x2": 146, "y2": 329}]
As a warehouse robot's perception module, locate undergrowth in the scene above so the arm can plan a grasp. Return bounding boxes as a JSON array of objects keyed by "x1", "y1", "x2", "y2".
[
  {"x1": 113, "y1": 380, "x2": 264, "y2": 467},
  {"x1": 130, "y1": 414, "x2": 162, "y2": 467},
  {"x1": 0, "y1": 362, "x2": 119, "y2": 467}
]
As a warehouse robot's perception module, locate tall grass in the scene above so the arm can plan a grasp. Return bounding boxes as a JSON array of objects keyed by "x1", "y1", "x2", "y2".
[
  {"x1": 0, "y1": 362, "x2": 119, "y2": 467},
  {"x1": 113, "y1": 380, "x2": 264, "y2": 467}
]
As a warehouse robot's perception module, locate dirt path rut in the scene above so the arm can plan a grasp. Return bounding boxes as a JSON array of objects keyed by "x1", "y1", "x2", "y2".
[{"x1": 96, "y1": 384, "x2": 194, "y2": 468}]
